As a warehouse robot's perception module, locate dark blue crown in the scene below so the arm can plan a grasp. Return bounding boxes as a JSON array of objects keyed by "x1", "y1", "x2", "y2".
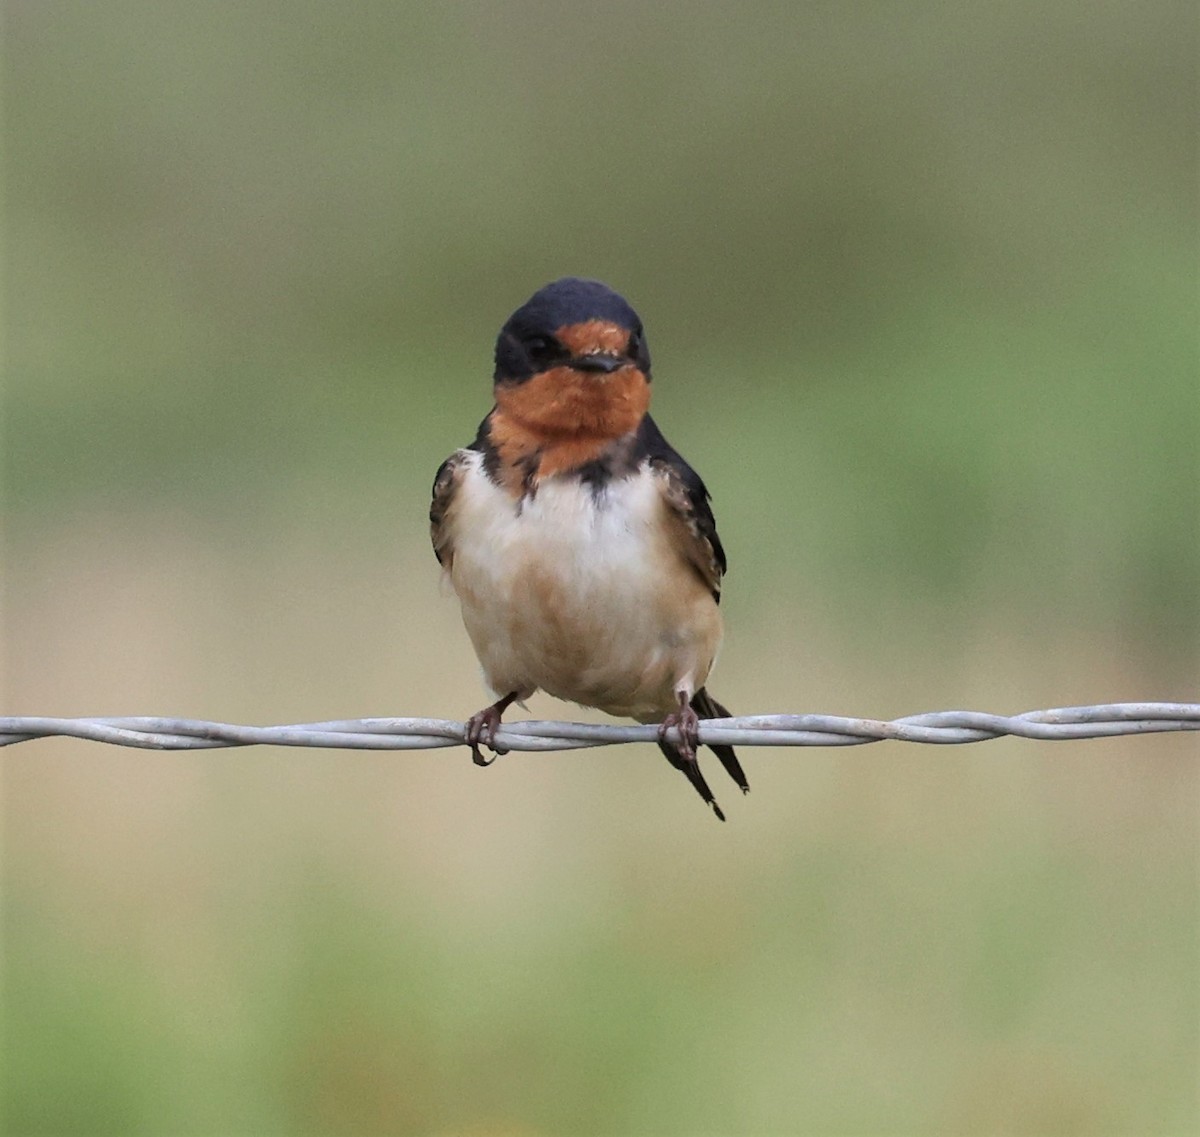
[{"x1": 502, "y1": 278, "x2": 642, "y2": 338}]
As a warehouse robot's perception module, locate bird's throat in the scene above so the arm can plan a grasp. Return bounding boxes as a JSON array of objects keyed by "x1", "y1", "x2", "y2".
[{"x1": 490, "y1": 367, "x2": 650, "y2": 488}]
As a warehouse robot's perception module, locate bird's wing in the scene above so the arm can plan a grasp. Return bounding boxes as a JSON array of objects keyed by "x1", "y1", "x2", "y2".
[
  {"x1": 431, "y1": 415, "x2": 493, "y2": 569},
  {"x1": 430, "y1": 451, "x2": 469, "y2": 569},
  {"x1": 638, "y1": 415, "x2": 727, "y2": 604}
]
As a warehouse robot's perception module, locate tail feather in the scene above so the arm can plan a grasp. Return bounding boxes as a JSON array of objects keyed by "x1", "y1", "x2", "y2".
[
  {"x1": 656, "y1": 687, "x2": 748, "y2": 821},
  {"x1": 656, "y1": 738, "x2": 726, "y2": 821},
  {"x1": 691, "y1": 689, "x2": 750, "y2": 794}
]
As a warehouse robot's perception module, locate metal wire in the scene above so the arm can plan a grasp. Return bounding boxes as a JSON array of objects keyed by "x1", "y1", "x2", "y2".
[{"x1": 0, "y1": 704, "x2": 1196, "y2": 753}]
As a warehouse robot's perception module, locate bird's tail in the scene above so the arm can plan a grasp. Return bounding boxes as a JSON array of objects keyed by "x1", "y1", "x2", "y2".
[
  {"x1": 691, "y1": 688, "x2": 750, "y2": 795},
  {"x1": 655, "y1": 687, "x2": 749, "y2": 822}
]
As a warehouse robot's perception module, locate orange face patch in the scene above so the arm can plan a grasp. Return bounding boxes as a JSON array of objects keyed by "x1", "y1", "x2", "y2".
[
  {"x1": 491, "y1": 360, "x2": 651, "y2": 492},
  {"x1": 555, "y1": 319, "x2": 631, "y2": 357},
  {"x1": 496, "y1": 364, "x2": 649, "y2": 437}
]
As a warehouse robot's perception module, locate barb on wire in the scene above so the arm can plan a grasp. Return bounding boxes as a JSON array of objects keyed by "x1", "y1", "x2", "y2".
[{"x1": 0, "y1": 704, "x2": 1196, "y2": 753}]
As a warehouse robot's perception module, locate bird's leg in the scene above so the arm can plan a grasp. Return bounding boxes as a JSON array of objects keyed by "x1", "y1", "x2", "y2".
[
  {"x1": 465, "y1": 691, "x2": 518, "y2": 766},
  {"x1": 658, "y1": 690, "x2": 701, "y2": 762}
]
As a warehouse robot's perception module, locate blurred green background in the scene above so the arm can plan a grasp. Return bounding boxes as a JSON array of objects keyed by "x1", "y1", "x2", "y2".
[{"x1": 4, "y1": 2, "x2": 1197, "y2": 1134}]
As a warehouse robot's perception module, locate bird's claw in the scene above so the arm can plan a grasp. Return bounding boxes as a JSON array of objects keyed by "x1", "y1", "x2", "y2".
[
  {"x1": 658, "y1": 700, "x2": 701, "y2": 763},
  {"x1": 465, "y1": 704, "x2": 509, "y2": 765}
]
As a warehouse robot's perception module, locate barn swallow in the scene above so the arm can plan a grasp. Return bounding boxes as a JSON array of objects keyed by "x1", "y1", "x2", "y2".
[{"x1": 431, "y1": 277, "x2": 747, "y2": 820}]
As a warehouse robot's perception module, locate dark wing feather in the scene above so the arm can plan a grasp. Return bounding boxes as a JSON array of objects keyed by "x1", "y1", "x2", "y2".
[
  {"x1": 429, "y1": 452, "x2": 466, "y2": 568},
  {"x1": 430, "y1": 414, "x2": 493, "y2": 568},
  {"x1": 636, "y1": 414, "x2": 727, "y2": 603}
]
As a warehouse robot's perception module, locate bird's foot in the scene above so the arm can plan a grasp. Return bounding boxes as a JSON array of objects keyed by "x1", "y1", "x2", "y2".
[
  {"x1": 464, "y1": 693, "x2": 517, "y2": 766},
  {"x1": 658, "y1": 695, "x2": 701, "y2": 762}
]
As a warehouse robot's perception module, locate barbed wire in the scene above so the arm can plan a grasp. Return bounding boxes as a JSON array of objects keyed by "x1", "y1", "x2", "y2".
[{"x1": 0, "y1": 703, "x2": 1196, "y2": 753}]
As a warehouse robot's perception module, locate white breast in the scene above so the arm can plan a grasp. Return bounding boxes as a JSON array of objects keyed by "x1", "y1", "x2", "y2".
[{"x1": 444, "y1": 450, "x2": 721, "y2": 720}]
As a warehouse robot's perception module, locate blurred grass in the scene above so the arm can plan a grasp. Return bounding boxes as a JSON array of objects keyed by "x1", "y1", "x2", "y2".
[{"x1": 4, "y1": 1, "x2": 1198, "y2": 1134}]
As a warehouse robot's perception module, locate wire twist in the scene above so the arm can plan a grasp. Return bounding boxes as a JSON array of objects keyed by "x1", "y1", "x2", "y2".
[{"x1": 0, "y1": 704, "x2": 1196, "y2": 752}]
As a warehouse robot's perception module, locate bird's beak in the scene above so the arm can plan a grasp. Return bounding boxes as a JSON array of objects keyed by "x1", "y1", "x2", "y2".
[{"x1": 571, "y1": 352, "x2": 624, "y2": 374}]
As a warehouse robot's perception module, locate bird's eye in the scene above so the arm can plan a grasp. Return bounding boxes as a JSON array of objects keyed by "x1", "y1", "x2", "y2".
[
  {"x1": 627, "y1": 330, "x2": 642, "y2": 358},
  {"x1": 525, "y1": 334, "x2": 558, "y2": 360}
]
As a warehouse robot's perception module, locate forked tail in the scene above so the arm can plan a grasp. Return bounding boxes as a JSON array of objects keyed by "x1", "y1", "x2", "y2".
[{"x1": 656, "y1": 687, "x2": 749, "y2": 821}]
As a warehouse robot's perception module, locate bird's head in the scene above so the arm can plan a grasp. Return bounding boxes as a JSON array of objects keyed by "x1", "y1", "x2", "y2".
[
  {"x1": 494, "y1": 277, "x2": 651, "y2": 385},
  {"x1": 491, "y1": 278, "x2": 652, "y2": 441}
]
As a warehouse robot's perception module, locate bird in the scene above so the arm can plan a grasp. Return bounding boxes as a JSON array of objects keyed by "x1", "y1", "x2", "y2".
[{"x1": 430, "y1": 277, "x2": 747, "y2": 820}]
